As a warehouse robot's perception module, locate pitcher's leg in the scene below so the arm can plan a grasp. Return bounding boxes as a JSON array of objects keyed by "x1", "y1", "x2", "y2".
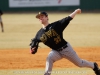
[
  {"x1": 63, "y1": 49, "x2": 100, "y2": 75},
  {"x1": 66, "y1": 50, "x2": 94, "y2": 68},
  {"x1": 44, "y1": 50, "x2": 62, "y2": 75},
  {"x1": 67, "y1": 45, "x2": 100, "y2": 75},
  {"x1": 61, "y1": 42, "x2": 94, "y2": 69}
]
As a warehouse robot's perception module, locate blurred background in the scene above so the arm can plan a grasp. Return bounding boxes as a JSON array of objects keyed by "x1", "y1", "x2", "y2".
[
  {"x1": 0, "y1": 0, "x2": 100, "y2": 49},
  {"x1": 0, "y1": 0, "x2": 100, "y2": 12},
  {"x1": 0, "y1": 0, "x2": 100, "y2": 72}
]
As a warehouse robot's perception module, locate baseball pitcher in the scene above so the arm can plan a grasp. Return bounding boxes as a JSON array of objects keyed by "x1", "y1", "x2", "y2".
[{"x1": 30, "y1": 9, "x2": 100, "y2": 75}]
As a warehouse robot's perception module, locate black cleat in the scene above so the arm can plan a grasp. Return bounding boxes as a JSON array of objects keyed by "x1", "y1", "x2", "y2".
[{"x1": 93, "y1": 62, "x2": 100, "y2": 75}]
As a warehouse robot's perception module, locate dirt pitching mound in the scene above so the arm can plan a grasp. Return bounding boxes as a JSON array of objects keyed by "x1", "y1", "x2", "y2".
[{"x1": 0, "y1": 47, "x2": 100, "y2": 69}]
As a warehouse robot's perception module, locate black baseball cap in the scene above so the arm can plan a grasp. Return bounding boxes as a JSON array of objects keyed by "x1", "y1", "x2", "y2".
[{"x1": 36, "y1": 12, "x2": 48, "y2": 18}]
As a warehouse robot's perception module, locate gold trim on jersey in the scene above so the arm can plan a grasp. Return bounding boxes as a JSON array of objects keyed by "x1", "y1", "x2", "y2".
[{"x1": 40, "y1": 29, "x2": 61, "y2": 44}]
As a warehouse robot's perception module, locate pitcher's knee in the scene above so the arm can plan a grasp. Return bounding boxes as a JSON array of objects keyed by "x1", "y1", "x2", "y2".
[
  {"x1": 47, "y1": 56, "x2": 54, "y2": 62},
  {"x1": 46, "y1": 53, "x2": 56, "y2": 63}
]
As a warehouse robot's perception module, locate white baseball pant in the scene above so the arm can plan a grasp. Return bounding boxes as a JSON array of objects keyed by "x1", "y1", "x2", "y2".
[{"x1": 44, "y1": 42, "x2": 94, "y2": 75}]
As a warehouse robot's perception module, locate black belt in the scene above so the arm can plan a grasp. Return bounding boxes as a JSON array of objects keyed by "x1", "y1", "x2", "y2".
[{"x1": 57, "y1": 44, "x2": 68, "y2": 51}]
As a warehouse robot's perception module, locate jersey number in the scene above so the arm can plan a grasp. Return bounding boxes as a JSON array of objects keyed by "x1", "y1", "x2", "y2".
[{"x1": 54, "y1": 36, "x2": 61, "y2": 44}]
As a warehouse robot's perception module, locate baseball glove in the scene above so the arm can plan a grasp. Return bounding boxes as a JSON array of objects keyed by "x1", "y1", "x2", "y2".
[{"x1": 30, "y1": 39, "x2": 39, "y2": 54}]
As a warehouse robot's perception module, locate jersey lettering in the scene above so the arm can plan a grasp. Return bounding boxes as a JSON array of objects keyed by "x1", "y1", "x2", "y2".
[
  {"x1": 45, "y1": 30, "x2": 52, "y2": 38},
  {"x1": 52, "y1": 29, "x2": 58, "y2": 36},
  {"x1": 45, "y1": 29, "x2": 58, "y2": 38},
  {"x1": 40, "y1": 34, "x2": 47, "y2": 43},
  {"x1": 54, "y1": 35, "x2": 61, "y2": 44},
  {"x1": 40, "y1": 29, "x2": 61, "y2": 44}
]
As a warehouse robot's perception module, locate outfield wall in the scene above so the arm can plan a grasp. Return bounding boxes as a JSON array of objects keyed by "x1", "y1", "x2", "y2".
[{"x1": 0, "y1": 0, "x2": 100, "y2": 12}]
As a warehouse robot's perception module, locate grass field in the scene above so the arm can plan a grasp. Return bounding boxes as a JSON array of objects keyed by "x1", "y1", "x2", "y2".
[{"x1": 0, "y1": 12, "x2": 100, "y2": 75}]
